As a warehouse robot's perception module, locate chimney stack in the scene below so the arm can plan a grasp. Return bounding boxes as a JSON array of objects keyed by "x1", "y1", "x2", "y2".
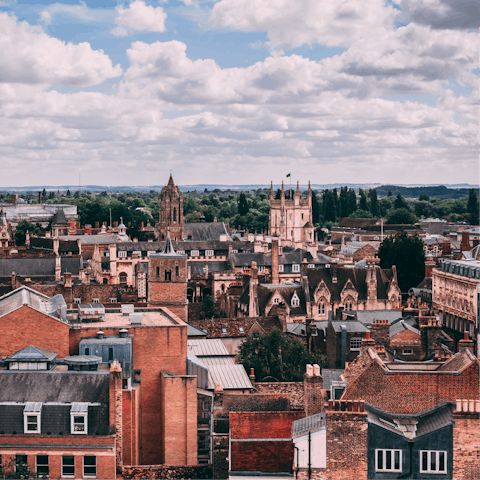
[
  {"x1": 458, "y1": 330, "x2": 474, "y2": 353},
  {"x1": 370, "y1": 319, "x2": 390, "y2": 350},
  {"x1": 271, "y1": 238, "x2": 279, "y2": 284},
  {"x1": 304, "y1": 363, "x2": 324, "y2": 416}
]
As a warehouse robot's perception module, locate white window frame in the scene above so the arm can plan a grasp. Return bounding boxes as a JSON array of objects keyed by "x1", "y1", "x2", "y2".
[
  {"x1": 291, "y1": 293, "x2": 300, "y2": 307},
  {"x1": 118, "y1": 250, "x2": 127, "y2": 258},
  {"x1": 24, "y1": 413, "x2": 41, "y2": 434},
  {"x1": 239, "y1": 326, "x2": 244, "y2": 334},
  {"x1": 278, "y1": 264, "x2": 284, "y2": 273},
  {"x1": 375, "y1": 449, "x2": 402, "y2": 472},
  {"x1": 205, "y1": 250, "x2": 214, "y2": 257},
  {"x1": 258, "y1": 265, "x2": 265, "y2": 272},
  {"x1": 350, "y1": 338, "x2": 362, "y2": 351},
  {"x1": 190, "y1": 250, "x2": 199, "y2": 257},
  {"x1": 318, "y1": 301, "x2": 325, "y2": 315},
  {"x1": 292, "y1": 264, "x2": 300, "y2": 272},
  {"x1": 62, "y1": 455, "x2": 75, "y2": 478},
  {"x1": 232, "y1": 249, "x2": 238, "y2": 254},
  {"x1": 83, "y1": 456, "x2": 96, "y2": 478},
  {"x1": 273, "y1": 297, "x2": 279, "y2": 304},
  {"x1": 308, "y1": 264, "x2": 315, "y2": 268},
  {"x1": 419, "y1": 451, "x2": 447, "y2": 474},
  {"x1": 71, "y1": 414, "x2": 87, "y2": 434},
  {"x1": 109, "y1": 297, "x2": 117, "y2": 303},
  {"x1": 176, "y1": 250, "x2": 185, "y2": 255},
  {"x1": 92, "y1": 298, "x2": 100, "y2": 304},
  {"x1": 73, "y1": 298, "x2": 81, "y2": 304},
  {"x1": 402, "y1": 349, "x2": 413, "y2": 355},
  {"x1": 36, "y1": 455, "x2": 49, "y2": 477}
]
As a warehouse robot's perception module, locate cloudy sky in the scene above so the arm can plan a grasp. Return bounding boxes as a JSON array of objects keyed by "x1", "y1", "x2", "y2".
[{"x1": 0, "y1": 0, "x2": 478, "y2": 187}]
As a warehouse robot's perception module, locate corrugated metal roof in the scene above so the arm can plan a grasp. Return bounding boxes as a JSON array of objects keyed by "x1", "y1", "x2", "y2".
[
  {"x1": 292, "y1": 413, "x2": 326, "y2": 438},
  {"x1": 187, "y1": 339, "x2": 229, "y2": 356},
  {"x1": 207, "y1": 364, "x2": 253, "y2": 390},
  {"x1": 201, "y1": 356, "x2": 235, "y2": 366}
]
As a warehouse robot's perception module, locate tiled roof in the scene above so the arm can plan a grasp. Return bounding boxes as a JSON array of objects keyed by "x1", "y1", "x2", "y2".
[
  {"x1": 52, "y1": 208, "x2": 68, "y2": 225},
  {"x1": 436, "y1": 348, "x2": 478, "y2": 372}
]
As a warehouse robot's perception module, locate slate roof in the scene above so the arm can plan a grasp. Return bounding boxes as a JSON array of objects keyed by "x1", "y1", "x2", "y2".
[
  {"x1": 338, "y1": 218, "x2": 379, "y2": 229},
  {"x1": 292, "y1": 413, "x2": 326, "y2": 438},
  {"x1": 117, "y1": 240, "x2": 237, "y2": 252},
  {"x1": 0, "y1": 371, "x2": 110, "y2": 403},
  {"x1": 366, "y1": 403, "x2": 454, "y2": 439},
  {"x1": 389, "y1": 316, "x2": 417, "y2": 337},
  {"x1": 0, "y1": 286, "x2": 68, "y2": 322},
  {"x1": 354, "y1": 310, "x2": 403, "y2": 326},
  {"x1": 320, "y1": 369, "x2": 344, "y2": 390},
  {"x1": 330, "y1": 320, "x2": 370, "y2": 333},
  {"x1": 189, "y1": 261, "x2": 231, "y2": 275},
  {"x1": 200, "y1": 356, "x2": 235, "y2": 366},
  {"x1": 187, "y1": 323, "x2": 208, "y2": 337},
  {"x1": 57, "y1": 234, "x2": 129, "y2": 244},
  {"x1": 307, "y1": 266, "x2": 395, "y2": 301},
  {"x1": 184, "y1": 222, "x2": 232, "y2": 241},
  {"x1": 0, "y1": 257, "x2": 81, "y2": 276},
  {"x1": 207, "y1": 364, "x2": 253, "y2": 390},
  {"x1": 188, "y1": 317, "x2": 284, "y2": 339},
  {"x1": 52, "y1": 209, "x2": 68, "y2": 225}
]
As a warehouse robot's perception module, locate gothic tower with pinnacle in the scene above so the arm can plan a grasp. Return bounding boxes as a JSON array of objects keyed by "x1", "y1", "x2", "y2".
[{"x1": 157, "y1": 174, "x2": 184, "y2": 241}]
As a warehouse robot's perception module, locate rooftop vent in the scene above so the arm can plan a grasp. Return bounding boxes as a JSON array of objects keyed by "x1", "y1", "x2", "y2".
[
  {"x1": 121, "y1": 304, "x2": 134, "y2": 316},
  {"x1": 119, "y1": 329, "x2": 128, "y2": 338},
  {"x1": 97, "y1": 330, "x2": 104, "y2": 339},
  {"x1": 129, "y1": 313, "x2": 143, "y2": 325}
]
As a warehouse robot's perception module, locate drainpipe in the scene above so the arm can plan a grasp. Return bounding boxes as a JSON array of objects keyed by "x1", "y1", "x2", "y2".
[
  {"x1": 308, "y1": 430, "x2": 311, "y2": 480},
  {"x1": 340, "y1": 325, "x2": 347, "y2": 369},
  {"x1": 293, "y1": 444, "x2": 299, "y2": 480}
]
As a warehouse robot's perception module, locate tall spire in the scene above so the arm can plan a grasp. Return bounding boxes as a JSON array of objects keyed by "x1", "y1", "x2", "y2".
[
  {"x1": 269, "y1": 181, "x2": 274, "y2": 199},
  {"x1": 167, "y1": 173, "x2": 175, "y2": 186},
  {"x1": 308, "y1": 181, "x2": 311, "y2": 196},
  {"x1": 296, "y1": 181, "x2": 300, "y2": 194},
  {"x1": 161, "y1": 227, "x2": 176, "y2": 255},
  {"x1": 0, "y1": 208, "x2": 6, "y2": 226}
]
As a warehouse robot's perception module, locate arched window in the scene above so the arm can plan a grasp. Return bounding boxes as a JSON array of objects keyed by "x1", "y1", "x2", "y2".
[
  {"x1": 345, "y1": 298, "x2": 353, "y2": 311},
  {"x1": 291, "y1": 293, "x2": 300, "y2": 307},
  {"x1": 119, "y1": 273, "x2": 127, "y2": 284},
  {"x1": 173, "y1": 208, "x2": 177, "y2": 222},
  {"x1": 165, "y1": 269, "x2": 172, "y2": 281},
  {"x1": 318, "y1": 301, "x2": 325, "y2": 315}
]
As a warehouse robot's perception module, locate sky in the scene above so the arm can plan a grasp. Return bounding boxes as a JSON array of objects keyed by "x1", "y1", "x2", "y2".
[{"x1": 0, "y1": 0, "x2": 478, "y2": 187}]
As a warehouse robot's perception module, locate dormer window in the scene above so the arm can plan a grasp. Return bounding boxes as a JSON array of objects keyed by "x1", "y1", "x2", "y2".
[
  {"x1": 71, "y1": 403, "x2": 88, "y2": 434},
  {"x1": 292, "y1": 264, "x2": 300, "y2": 272},
  {"x1": 291, "y1": 293, "x2": 300, "y2": 307},
  {"x1": 205, "y1": 250, "x2": 214, "y2": 257},
  {"x1": 191, "y1": 250, "x2": 199, "y2": 257},
  {"x1": 24, "y1": 402, "x2": 42, "y2": 433}
]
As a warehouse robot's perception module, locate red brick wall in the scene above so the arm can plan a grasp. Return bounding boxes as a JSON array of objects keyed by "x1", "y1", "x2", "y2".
[
  {"x1": 0, "y1": 305, "x2": 70, "y2": 357},
  {"x1": 453, "y1": 413, "x2": 480, "y2": 480},
  {"x1": 230, "y1": 411, "x2": 305, "y2": 439},
  {"x1": 0, "y1": 436, "x2": 116, "y2": 480},
  {"x1": 122, "y1": 386, "x2": 141, "y2": 467},
  {"x1": 343, "y1": 359, "x2": 479, "y2": 414},
  {"x1": 160, "y1": 373, "x2": 197, "y2": 466}
]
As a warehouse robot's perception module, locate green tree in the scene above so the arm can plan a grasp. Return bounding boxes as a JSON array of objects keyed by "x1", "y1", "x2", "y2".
[
  {"x1": 347, "y1": 188, "x2": 357, "y2": 215},
  {"x1": 418, "y1": 193, "x2": 429, "y2": 201},
  {"x1": 237, "y1": 329, "x2": 328, "y2": 382},
  {"x1": 238, "y1": 192, "x2": 250, "y2": 216},
  {"x1": 66, "y1": 189, "x2": 71, "y2": 196},
  {"x1": 359, "y1": 189, "x2": 368, "y2": 211},
  {"x1": 467, "y1": 188, "x2": 479, "y2": 225},
  {"x1": 14, "y1": 221, "x2": 44, "y2": 246},
  {"x1": 386, "y1": 208, "x2": 416, "y2": 224},
  {"x1": 378, "y1": 231, "x2": 425, "y2": 292},
  {"x1": 311, "y1": 191, "x2": 320, "y2": 225},
  {"x1": 387, "y1": 189, "x2": 393, "y2": 197},
  {"x1": 322, "y1": 190, "x2": 336, "y2": 222},
  {"x1": 394, "y1": 194, "x2": 406, "y2": 210},
  {"x1": 368, "y1": 189, "x2": 378, "y2": 217}
]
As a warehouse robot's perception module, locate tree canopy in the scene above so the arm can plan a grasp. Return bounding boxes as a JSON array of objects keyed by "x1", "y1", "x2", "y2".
[
  {"x1": 237, "y1": 329, "x2": 328, "y2": 382},
  {"x1": 378, "y1": 231, "x2": 425, "y2": 292}
]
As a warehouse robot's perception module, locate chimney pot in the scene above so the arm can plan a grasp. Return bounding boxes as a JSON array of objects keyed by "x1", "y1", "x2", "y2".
[
  {"x1": 306, "y1": 364, "x2": 313, "y2": 376},
  {"x1": 464, "y1": 331, "x2": 469, "y2": 341},
  {"x1": 313, "y1": 364, "x2": 320, "y2": 376},
  {"x1": 250, "y1": 368, "x2": 254, "y2": 376},
  {"x1": 97, "y1": 330, "x2": 104, "y2": 339},
  {"x1": 366, "y1": 331, "x2": 371, "y2": 339},
  {"x1": 328, "y1": 400, "x2": 333, "y2": 411}
]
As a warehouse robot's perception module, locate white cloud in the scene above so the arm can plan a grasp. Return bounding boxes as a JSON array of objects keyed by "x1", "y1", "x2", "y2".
[
  {"x1": 0, "y1": 12, "x2": 122, "y2": 86},
  {"x1": 112, "y1": 0, "x2": 167, "y2": 37},
  {"x1": 397, "y1": 0, "x2": 480, "y2": 29},
  {"x1": 210, "y1": 0, "x2": 399, "y2": 49},
  {"x1": 39, "y1": 1, "x2": 114, "y2": 25}
]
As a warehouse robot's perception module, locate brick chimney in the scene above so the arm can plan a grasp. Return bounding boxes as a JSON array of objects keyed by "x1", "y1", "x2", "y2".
[
  {"x1": 109, "y1": 360, "x2": 123, "y2": 472},
  {"x1": 95, "y1": 221, "x2": 99, "y2": 229},
  {"x1": 11, "y1": 194, "x2": 18, "y2": 204},
  {"x1": 425, "y1": 254, "x2": 435, "y2": 278},
  {"x1": 366, "y1": 263, "x2": 377, "y2": 305},
  {"x1": 271, "y1": 238, "x2": 279, "y2": 284},
  {"x1": 63, "y1": 272, "x2": 72, "y2": 288},
  {"x1": 370, "y1": 319, "x2": 390, "y2": 350},
  {"x1": 420, "y1": 317, "x2": 442, "y2": 357},
  {"x1": 361, "y1": 331, "x2": 376, "y2": 352},
  {"x1": 249, "y1": 368, "x2": 255, "y2": 385},
  {"x1": 458, "y1": 330, "x2": 474, "y2": 352},
  {"x1": 442, "y1": 242, "x2": 451, "y2": 255},
  {"x1": 304, "y1": 364, "x2": 324, "y2": 416},
  {"x1": 461, "y1": 232, "x2": 470, "y2": 252}
]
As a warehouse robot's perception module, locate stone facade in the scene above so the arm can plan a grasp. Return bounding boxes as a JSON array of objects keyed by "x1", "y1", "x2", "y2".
[{"x1": 157, "y1": 174, "x2": 184, "y2": 242}]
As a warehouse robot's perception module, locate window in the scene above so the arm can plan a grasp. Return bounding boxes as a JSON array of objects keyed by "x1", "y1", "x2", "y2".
[
  {"x1": 205, "y1": 250, "x2": 214, "y2": 257},
  {"x1": 278, "y1": 264, "x2": 284, "y2": 273},
  {"x1": 350, "y1": 338, "x2": 362, "y2": 351},
  {"x1": 176, "y1": 250, "x2": 185, "y2": 255},
  {"x1": 191, "y1": 250, "x2": 199, "y2": 257},
  {"x1": 273, "y1": 298, "x2": 279, "y2": 304},
  {"x1": 92, "y1": 298, "x2": 100, "y2": 304},
  {"x1": 165, "y1": 270, "x2": 172, "y2": 281},
  {"x1": 292, "y1": 264, "x2": 300, "y2": 272},
  {"x1": 420, "y1": 451, "x2": 446, "y2": 474},
  {"x1": 345, "y1": 299, "x2": 353, "y2": 311},
  {"x1": 24, "y1": 403, "x2": 41, "y2": 433},
  {"x1": 62, "y1": 456, "x2": 75, "y2": 477},
  {"x1": 156, "y1": 266, "x2": 160, "y2": 276},
  {"x1": 108, "y1": 348, "x2": 114, "y2": 361},
  {"x1": 118, "y1": 251, "x2": 127, "y2": 258},
  {"x1": 232, "y1": 249, "x2": 238, "y2": 254},
  {"x1": 402, "y1": 349, "x2": 413, "y2": 355},
  {"x1": 74, "y1": 298, "x2": 81, "y2": 304},
  {"x1": 119, "y1": 273, "x2": 127, "y2": 284},
  {"x1": 36, "y1": 455, "x2": 49, "y2": 477},
  {"x1": 318, "y1": 302, "x2": 325, "y2": 315},
  {"x1": 291, "y1": 293, "x2": 300, "y2": 307},
  {"x1": 222, "y1": 328, "x2": 228, "y2": 335},
  {"x1": 173, "y1": 207, "x2": 177, "y2": 222},
  {"x1": 72, "y1": 414, "x2": 87, "y2": 434},
  {"x1": 376, "y1": 449, "x2": 401, "y2": 472},
  {"x1": 175, "y1": 266, "x2": 179, "y2": 276},
  {"x1": 239, "y1": 326, "x2": 244, "y2": 334},
  {"x1": 258, "y1": 265, "x2": 264, "y2": 272},
  {"x1": 308, "y1": 264, "x2": 315, "y2": 268},
  {"x1": 110, "y1": 297, "x2": 117, "y2": 303},
  {"x1": 15, "y1": 455, "x2": 28, "y2": 474},
  {"x1": 83, "y1": 456, "x2": 96, "y2": 478}
]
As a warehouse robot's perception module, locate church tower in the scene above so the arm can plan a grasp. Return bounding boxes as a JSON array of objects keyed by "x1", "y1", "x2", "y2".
[{"x1": 157, "y1": 174, "x2": 184, "y2": 241}]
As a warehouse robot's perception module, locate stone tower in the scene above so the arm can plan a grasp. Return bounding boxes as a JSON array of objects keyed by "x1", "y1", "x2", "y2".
[
  {"x1": 157, "y1": 174, "x2": 184, "y2": 241},
  {"x1": 269, "y1": 180, "x2": 315, "y2": 249},
  {"x1": 148, "y1": 229, "x2": 188, "y2": 321}
]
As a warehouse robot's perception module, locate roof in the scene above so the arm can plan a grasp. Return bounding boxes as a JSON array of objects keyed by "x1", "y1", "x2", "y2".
[
  {"x1": 330, "y1": 320, "x2": 370, "y2": 333},
  {"x1": 366, "y1": 403, "x2": 454, "y2": 439},
  {"x1": 0, "y1": 371, "x2": 110, "y2": 403},
  {"x1": 6, "y1": 345, "x2": 57, "y2": 362},
  {"x1": 187, "y1": 323, "x2": 207, "y2": 337},
  {"x1": 291, "y1": 412, "x2": 326, "y2": 438},
  {"x1": 52, "y1": 208, "x2": 68, "y2": 225},
  {"x1": 187, "y1": 338, "x2": 229, "y2": 356},
  {"x1": 0, "y1": 257, "x2": 79, "y2": 277},
  {"x1": 354, "y1": 310, "x2": 403, "y2": 326},
  {"x1": 200, "y1": 356, "x2": 235, "y2": 366},
  {"x1": 436, "y1": 347, "x2": 478, "y2": 372},
  {"x1": 338, "y1": 218, "x2": 379, "y2": 229},
  {"x1": 0, "y1": 286, "x2": 68, "y2": 323},
  {"x1": 57, "y1": 234, "x2": 129, "y2": 244},
  {"x1": 321, "y1": 369, "x2": 344, "y2": 390},
  {"x1": 189, "y1": 261, "x2": 231, "y2": 275},
  {"x1": 184, "y1": 222, "x2": 232, "y2": 241},
  {"x1": 207, "y1": 364, "x2": 253, "y2": 390},
  {"x1": 188, "y1": 317, "x2": 283, "y2": 338},
  {"x1": 389, "y1": 316, "x2": 417, "y2": 337}
]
